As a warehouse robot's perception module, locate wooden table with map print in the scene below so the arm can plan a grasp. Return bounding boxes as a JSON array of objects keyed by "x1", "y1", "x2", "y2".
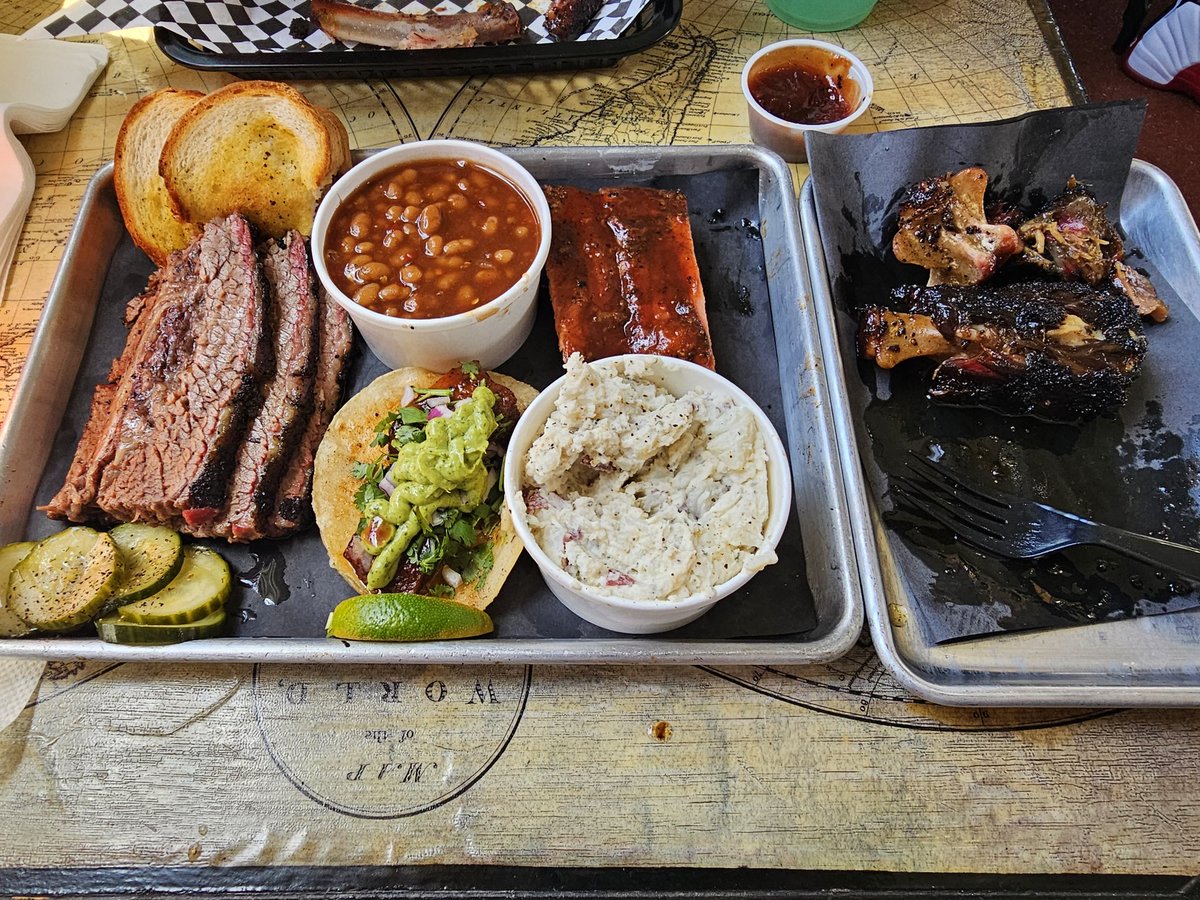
[{"x1": 1, "y1": 0, "x2": 1198, "y2": 894}]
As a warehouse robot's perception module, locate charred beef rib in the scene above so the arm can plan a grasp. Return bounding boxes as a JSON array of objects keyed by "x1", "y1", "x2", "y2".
[
  {"x1": 891, "y1": 167, "x2": 1023, "y2": 286},
  {"x1": 1018, "y1": 178, "x2": 1168, "y2": 321},
  {"x1": 859, "y1": 281, "x2": 1147, "y2": 422}
]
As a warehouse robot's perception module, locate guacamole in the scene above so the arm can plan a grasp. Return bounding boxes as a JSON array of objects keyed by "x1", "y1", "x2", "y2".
[{"x1": 354, "y1": 384, "x2": 503, "y2": 591}]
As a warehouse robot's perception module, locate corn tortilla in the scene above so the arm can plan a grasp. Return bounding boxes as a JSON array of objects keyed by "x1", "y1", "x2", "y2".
[{"x1": 312, "y1": 366, "x2": 538, "y2": 610}]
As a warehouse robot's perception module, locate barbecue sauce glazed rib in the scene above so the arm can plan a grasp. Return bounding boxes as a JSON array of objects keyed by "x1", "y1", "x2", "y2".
[{"x1": 543, "y1": 185, "x2": 715, "y2": 370}]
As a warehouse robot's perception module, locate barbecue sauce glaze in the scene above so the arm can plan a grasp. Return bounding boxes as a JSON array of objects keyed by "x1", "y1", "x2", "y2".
[
  {"x1": 747, "y1": 45, "x2": 861, "y2": 125},
  {"x1": 749, "y1": 63, "x2": 852, "y2": 125}
]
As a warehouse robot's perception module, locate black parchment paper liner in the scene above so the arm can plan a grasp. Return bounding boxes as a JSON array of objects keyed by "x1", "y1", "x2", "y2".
[{"x1": 806, "y1": 101, "x2": 1200, "y2": 644}]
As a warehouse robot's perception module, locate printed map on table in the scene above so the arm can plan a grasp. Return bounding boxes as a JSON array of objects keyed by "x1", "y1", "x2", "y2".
[{"x1": 8, "y1": 2, "x2": 1179, "y2": 880}]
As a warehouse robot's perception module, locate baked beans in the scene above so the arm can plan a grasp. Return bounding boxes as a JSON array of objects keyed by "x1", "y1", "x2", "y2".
[{"x1": 325, "y1": 159, "x2": 541, "y2": 319}]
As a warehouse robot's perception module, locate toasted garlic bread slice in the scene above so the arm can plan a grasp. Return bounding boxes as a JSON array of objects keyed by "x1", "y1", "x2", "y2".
[
  {"x1": 160, "y1": 81, "x2": 352, "y2": 239},
  {"x1": 114, "y1": 88, "x2": 204, "y2": 266}
]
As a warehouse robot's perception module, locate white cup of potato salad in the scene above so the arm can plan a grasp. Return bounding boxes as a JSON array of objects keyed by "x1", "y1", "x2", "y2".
[
  {"x1": 312, "y1": 139, "x2": 551, "y2": 371},
  {"x1": 504, "y1": 354, "x2": 793, "y2": 634}
]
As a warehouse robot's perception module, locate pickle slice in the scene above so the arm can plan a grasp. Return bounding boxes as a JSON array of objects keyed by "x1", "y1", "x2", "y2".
[
  {"x1": 116, "y1": 545, "x2": 230, "y2": 625},
  {"x1": 109, "y1": 523, "x2": 184, "y2": 606},
  {"x1": 96, "y1": 607, "x2": 226, "y2": 645},
  {"x1": 0, "y1": 541, "x2": 37, "y2": 637},
  {"x1": 8, "y1": 528, "x2": 122, "y2": 632}
]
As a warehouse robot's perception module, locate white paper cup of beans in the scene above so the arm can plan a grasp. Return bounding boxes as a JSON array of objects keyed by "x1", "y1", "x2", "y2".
[{"x1": 312, "y1": 139, "x2": 551, "y2": 371}]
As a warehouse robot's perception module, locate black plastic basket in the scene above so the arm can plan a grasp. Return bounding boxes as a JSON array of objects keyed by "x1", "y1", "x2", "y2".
[{"x1": 154, "y1": 0, "x2": 682, "y2": 79}]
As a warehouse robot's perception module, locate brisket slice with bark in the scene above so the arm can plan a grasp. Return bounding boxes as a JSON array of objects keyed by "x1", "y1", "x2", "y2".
[
  {"x1": 45, "y1": 274, "x2": 168, "y2": 521},
  {"x1": 206, "y1": 232, "x2": 319, "y2": 542},
  {"x1": 267, "y1": 286, "x2": 353, "y2": 537},
  {"x1": 86, "y1": 213, "x2": 271, "y2": 529},
  {"x1": 859, "y1": 280, "x2": 1147, "y2": 422}
]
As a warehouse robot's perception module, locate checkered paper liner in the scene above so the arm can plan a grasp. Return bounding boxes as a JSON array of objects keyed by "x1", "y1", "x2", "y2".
[{"x1": 25, "y1": 0, "x2": 651, "y2": 54}]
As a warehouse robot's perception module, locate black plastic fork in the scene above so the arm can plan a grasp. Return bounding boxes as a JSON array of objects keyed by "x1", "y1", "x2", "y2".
[{"x1": 894, "y1": 454, "x2": 1200, "y2": 581}]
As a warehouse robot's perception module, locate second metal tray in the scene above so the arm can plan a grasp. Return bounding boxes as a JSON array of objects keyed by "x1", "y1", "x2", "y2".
[
  {"x1": 802, "y1": 159, "x2": 1200, "y2": 706},
  {"x1": 0, "y1": 144, "x2": 863, "y2": 665}
]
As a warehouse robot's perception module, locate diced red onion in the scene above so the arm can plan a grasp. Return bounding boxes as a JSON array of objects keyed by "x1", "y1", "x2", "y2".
[
  {"x1": 379, "y1": 472, "x2": 395, "y2": 497},
  {"x1": 400, "y1": 385, "x2": 416, "y2": 407},
  {"x1": 425, "y1": 395, "x2": 450, "y2": 408},
  {"x1": 442, "y1": 567, "x2": 462, "y2": 588},
  {"x1": 427, "y1": 405, "x2": 447, "y2": 419}
]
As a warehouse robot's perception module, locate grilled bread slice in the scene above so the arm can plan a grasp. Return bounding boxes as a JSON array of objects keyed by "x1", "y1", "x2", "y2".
[
  {"x1": 159, "y1": 81, "x2": 351, "y2": 239},
  {"x1": 114, "y1": 88, "x2": 204, "y2": 266}
]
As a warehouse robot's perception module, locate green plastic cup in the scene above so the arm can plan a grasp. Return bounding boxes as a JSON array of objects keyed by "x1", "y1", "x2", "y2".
[{"x1": 764, "y1": 0, "x2": 879, "y2": 30}]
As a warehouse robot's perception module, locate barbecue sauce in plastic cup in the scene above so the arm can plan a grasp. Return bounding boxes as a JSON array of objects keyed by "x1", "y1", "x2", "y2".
[{"x1": 746, "y1": 46, "x2": 859, "y2": 126}]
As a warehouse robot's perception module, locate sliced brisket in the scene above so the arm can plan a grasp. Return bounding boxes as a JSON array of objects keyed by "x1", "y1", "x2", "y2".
[
  {"x1": 268, "y1": 286, "x2": 353, "y2": 537},
  {"x1": 90, "y1": 213, "x2": 271, "y2": 529},
  {"x1": 207, "y1": 232, "x2": 319, "y2": 542},
  {"x1": 44, "y1": 274, "x2": 167, "y2": 521}
]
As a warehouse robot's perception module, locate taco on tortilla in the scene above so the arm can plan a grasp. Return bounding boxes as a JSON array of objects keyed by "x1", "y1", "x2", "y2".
[{"x1": 312, "y1": 362, "x2": 538, "y2": 610}]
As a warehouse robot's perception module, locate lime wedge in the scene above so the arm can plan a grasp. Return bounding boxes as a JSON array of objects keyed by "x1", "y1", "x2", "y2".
[{"x1": 327, "y1": 592, "x2": 493, "y2": 642}]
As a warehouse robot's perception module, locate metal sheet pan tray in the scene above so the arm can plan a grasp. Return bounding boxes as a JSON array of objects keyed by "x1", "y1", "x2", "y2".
[
  {"x1": 0, "y1": 144, "x2": 863, "y2": 665},
  {"x1": 801, "y1": 159, "x2": 1200, "y2": 706}
]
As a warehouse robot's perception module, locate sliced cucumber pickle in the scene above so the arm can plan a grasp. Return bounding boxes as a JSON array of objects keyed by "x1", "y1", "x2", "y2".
[
  {"x1": 8, "y1": 528, "x2": 122, "y2": 632},
  {"x1": 96, "y1": 607, "x2": 226, "y2": 645},
  {"x1": 109, "y1": 523, "x2": 184, "y2": 606},
  {"x1": 117, "y1": 545, "x2": 230, "y2": 625},
  {"x1": 0, "y1": 541, "x2": 37, "y2": 637}
]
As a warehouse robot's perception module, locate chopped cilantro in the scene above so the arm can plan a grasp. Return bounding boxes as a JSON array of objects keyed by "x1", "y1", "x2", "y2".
[
  {"x1": 398, "y1": 406, "x2": 427, "y2": 426},
  {"x1": 461, "y1": 361, "x2": 480, "y2": 376},
  {"x1": 353, "y1": 479, "x2": 387, "y2": 514},
  {"x1": 464, "y1": 545, "x2": 494, "y2": 587},
  {"x1": 393, "y1": 424, "x2": 425, "y2": 446},
  {"x1": 448, "y1": 515, "x2": 477, "y2": 547}
]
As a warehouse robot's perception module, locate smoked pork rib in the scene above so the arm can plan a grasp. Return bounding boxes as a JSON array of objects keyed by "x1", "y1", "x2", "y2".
[
  {"x1": 209, "y1": 231, "x2": 319, "y2": 542},
  {"x1": 267, "y1": 286, "x2": 353, "y2": 537},
  {"x1": 544, "y1": 0, "x2": 604, "y2": 40},
  {"x1": 859, "y1": 280, "x2": 1147, "y2": 421},
  {"x1": 84, "y1": 213, "x2": 271, "y2": 529},
  {"x1": 310, "y1": 0, "x2": 523, "y2": 49},
  {"x1": 543, "y1": 185, "x2": 715, "y2": 369}
]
